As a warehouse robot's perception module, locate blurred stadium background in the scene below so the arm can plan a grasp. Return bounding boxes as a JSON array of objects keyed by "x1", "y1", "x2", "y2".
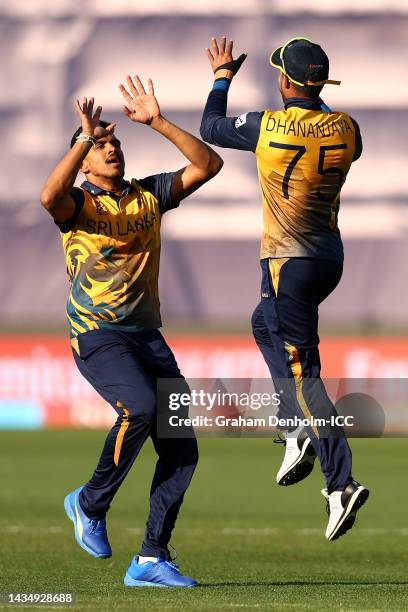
[
  {"x1": 2, "y1": 4, "x2": 408, "y2": 610},
  {"x1": 1, "y1": 0, "x2": 408, "y2": 429}
]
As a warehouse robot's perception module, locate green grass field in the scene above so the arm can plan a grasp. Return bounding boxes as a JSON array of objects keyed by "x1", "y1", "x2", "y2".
[{"x1": 1, "y1": 432, "x2": 408, "y2": 610}]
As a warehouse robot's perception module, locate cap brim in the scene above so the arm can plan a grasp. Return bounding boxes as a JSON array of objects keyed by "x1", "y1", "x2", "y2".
[{"x1": 270, "y1": 47, "x2": 284, "y2": 70}]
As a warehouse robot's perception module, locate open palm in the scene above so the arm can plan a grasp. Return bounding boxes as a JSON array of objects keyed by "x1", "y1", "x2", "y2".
[
  {"x1": 75, "y1": 97, "x2": 115, "y2": 138},
  {"x1": 119, "y1": 75, "x2": 160, "y2": 125}
]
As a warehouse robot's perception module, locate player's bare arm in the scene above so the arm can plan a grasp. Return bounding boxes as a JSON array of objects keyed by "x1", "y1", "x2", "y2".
[
  {"x1": 40, "y1": 98, "x2": 114, "y2": 222},
  {"x1": 118, "y1": 75, "x2": 223, "y2": 202}
]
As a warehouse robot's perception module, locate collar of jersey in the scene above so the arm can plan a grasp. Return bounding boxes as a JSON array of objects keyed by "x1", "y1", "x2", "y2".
[
  {"x1": 284, "y1": 97, "x2": 326, "y2": 111},
  {"x1": 81, "y1": 180, "x2": 133, "y2": 199}
]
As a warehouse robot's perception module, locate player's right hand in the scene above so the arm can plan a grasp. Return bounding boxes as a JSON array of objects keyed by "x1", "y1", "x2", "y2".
[
  {"x1": 75, "y1": 97, "x2": 115, "y2": 139},
  {"x1": 205, "y1": 36, "x2": 247, "y2": 79}
]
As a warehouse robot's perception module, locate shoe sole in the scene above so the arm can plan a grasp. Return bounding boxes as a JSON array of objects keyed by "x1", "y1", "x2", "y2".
[
  {"x1": 124, "y1": 573, "x2": 197, "y2": 588},
  {"x1": 64, "y1": 494, "x2": 111, "y2": 559},
  {"x1": 327, "y1": 487, "x2": 370, "y2": 542},
  {"x1": 277, "y1": 439, "x2": 317, "y2": 486}
]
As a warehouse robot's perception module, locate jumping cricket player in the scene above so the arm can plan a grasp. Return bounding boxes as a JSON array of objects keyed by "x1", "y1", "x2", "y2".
[{"x1": 200, "y1": 36, "x2": 369, "y2": 541}]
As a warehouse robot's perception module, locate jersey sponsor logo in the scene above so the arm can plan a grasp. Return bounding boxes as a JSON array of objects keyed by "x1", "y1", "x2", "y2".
[
  {"x1": 235, "y1": 113, "x2": 248, "y2": 128},
  {"x1": 95, "y1": 201, "x2": 108, "y2": 215}
]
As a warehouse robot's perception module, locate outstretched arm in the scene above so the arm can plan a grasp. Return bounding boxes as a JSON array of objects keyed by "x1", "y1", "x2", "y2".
[
  {"x1": 40, "y1": 98, "x2": 115, "y2": 222},
  {"x1": 200, "y1": 36, "x2": 262, "y2": 152},
  {"x1": 119, "y1": 75, "x2": 223, "y2": 203}
]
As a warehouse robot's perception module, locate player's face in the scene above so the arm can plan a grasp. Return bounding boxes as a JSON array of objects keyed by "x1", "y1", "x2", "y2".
[{"x1": 82, "y1": 133, "x2": 125, "y2": 179}]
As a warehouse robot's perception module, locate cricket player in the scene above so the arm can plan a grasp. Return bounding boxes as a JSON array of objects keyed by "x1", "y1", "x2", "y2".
[
  {"x1": 40, "y1": 75, "x2": 223, "y2": 587},
  {"x1": 200, "y1": 36, "x2": 369, "y2": 541}
]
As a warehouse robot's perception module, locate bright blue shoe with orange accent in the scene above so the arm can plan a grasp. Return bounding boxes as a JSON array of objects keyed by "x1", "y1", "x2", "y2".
[
  {"x1": 124, "y1": 556, "x2": 198, "y2": 588},
  {"x1": 64, "y1": 487, "x2": 112, "y2": 559}
]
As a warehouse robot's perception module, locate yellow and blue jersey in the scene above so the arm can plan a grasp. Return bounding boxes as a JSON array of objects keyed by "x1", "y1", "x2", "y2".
[
  {"x1": 200, "y1": 87, "x2": 362, "y2": 261},
  {"x1": 56, "y1": 174, "x2": 178, "y2": 340}
]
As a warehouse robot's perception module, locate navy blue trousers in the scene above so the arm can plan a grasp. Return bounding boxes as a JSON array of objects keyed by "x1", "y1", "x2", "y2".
[
  {"x1": 251, "y1": 258, "x2": 352, "y2": 493},
  {"x1": 72, "y1": 328, "x2": 198, "y2": 558}
]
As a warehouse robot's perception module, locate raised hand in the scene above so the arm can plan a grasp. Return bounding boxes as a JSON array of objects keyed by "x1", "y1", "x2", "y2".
[
  {"x1": 118, "y1": 75, "x2": 161, "y2": 125},
  {"x1": 75, "y1": 97, "x2": 115, "y2": 139},
  {"x1": 205, "y1": 36, "x2": 247, "y2": 77}
]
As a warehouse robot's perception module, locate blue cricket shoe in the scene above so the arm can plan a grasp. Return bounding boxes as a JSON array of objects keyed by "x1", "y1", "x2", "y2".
[
  {"x1": 64, "y1": 487, "x2": 112, "y2": 559},
  {"x1": 124, "y1": 556, "x2": 198, "y2": 588}
]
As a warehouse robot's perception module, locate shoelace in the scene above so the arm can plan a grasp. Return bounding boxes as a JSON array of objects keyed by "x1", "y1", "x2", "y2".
[
  {"x1": 273, "y1": 433, "x2": 286, "y2": 446},
  {"x1": 328, "y1": 497, "x2": 343, "y2": 518},
  {"x1": 157, "y1": 560, "x2": 181, "y2": 575},
  {"x1": 168, "y1": 544, "x2": 178, "y2": 563},
  {"x1": 89, "y1": 518, "x2": 106, "y2": 535}
]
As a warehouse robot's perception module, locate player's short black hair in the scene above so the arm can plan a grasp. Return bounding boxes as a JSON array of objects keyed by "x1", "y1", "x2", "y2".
[{"x1": 70, "y1": 120, "x2": 112, "y2": 148}]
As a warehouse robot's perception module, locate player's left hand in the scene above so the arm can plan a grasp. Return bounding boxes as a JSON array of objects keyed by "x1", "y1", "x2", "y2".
[
  {"x1": 205, "y1": 36, "x2": 247, "y2": 79},
  {"x1": 118, "y1": 75, "x2": 161, "y2": 125}
]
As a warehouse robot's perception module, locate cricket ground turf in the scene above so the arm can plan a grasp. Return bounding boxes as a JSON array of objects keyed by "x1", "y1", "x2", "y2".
[{"x1": 1, "y1": 432, "x2": 408, "y2": 610}]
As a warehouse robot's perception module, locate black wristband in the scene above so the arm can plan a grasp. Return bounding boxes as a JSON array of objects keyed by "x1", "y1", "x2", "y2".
[{"x1": 214, "y1": 53, "x2": 247, "y2": 75}]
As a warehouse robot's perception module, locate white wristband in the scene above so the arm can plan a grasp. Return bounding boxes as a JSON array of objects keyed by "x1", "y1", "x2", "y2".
[{"x1": 76, "y1": 133, "x2": 97, "y2": 147}]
